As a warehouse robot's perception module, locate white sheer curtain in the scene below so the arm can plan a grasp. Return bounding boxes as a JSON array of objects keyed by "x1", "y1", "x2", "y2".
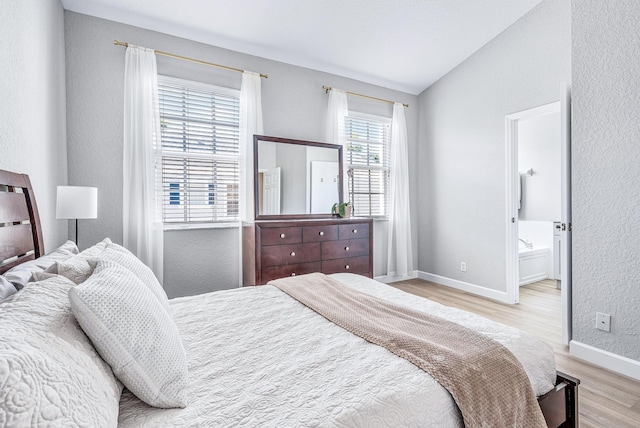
[
  {"x1": 239, "y1": 71, "x2": 264, "y2": 222},
  {"x1": 238, "y1": 71, "x2": 263, "y2": 287},
  {"x1": 123, "y1": 45, "x2": 163, "y2": 283},
  {"x1": 325, "y1": 88, "x2": 349, "y2": 201},
  {"x1": 387, "y1": 103, "x2": 414, "y2": 279}
]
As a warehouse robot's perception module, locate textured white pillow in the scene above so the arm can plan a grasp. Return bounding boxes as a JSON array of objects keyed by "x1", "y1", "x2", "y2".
[
  {"x1": 0, "y1": 275, "x2": 17, "y2": 300},
  {"x1": 101, "y1": 242, "x2": 169, "y2": 310},
  {"x1": 69, "y1": 259, "x2": 188, "y2": 408},
  {"x1": 77, "y1": 236, "x2": 112, "y2": 259},
  {"x1": 29, "y1": 271, "x2": 61, "y2": 283},
  {"x1": 0, "y1": 275, "x2": 122, "y2": 426},
  {"x1": 44, "y1": 258, "x2": 97, "y2": 284},
  {"x1": 4, "y1": 240, "x2": 79, "y2": 289},
  {"x1": 44, "y1": 237, "x2": 112, "y2": 284}
]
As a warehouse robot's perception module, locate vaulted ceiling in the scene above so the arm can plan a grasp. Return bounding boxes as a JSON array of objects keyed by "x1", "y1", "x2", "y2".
[{"x1": 61, "y1": 0, "x2": 542, "y2": 95}]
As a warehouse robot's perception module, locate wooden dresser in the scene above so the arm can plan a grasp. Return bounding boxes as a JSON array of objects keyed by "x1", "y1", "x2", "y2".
[{"x1": 242, "y1": 218, "x2": 373, "y2": 286}]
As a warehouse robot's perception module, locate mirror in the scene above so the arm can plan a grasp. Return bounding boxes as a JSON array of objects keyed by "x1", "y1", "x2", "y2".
[{"x1": 254, "y1": 135, "x2": 343, "y2": 219}]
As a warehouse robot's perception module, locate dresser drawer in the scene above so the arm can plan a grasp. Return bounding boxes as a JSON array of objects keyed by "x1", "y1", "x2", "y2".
[
  {"x1": 261, "y1": 226, "x2": 302, "y2": 246},
  {"x1": 243, "y1": 219, "x2": 373, "y2": 287},
  {"x1": 322, "y1": 256, "x2": 370, "y2": 275},
  {"x1": 338, "y1": 223, "x2": 370, "y2": 240},
  {"x1": 321, "y1": 239, "x2": 369, "y2": 260},
  {"x1": 261, "y1": 242, "x2": 321, "y2": 267},
  {"x1": 262, "y1": 262, "x2": 321, "y2": 283},
  {"x1": 303, "y1": 225, "x2": 338, "y2": 242}
]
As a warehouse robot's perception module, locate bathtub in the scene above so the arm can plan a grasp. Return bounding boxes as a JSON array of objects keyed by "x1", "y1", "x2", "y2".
[{"x1": 519, "y1": 246, "x2": 550, "y2": 286}]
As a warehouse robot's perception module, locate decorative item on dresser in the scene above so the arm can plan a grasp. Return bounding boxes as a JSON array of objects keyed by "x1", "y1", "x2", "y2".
[
  {"x1": 243, "y1": 218, "x2": 372, "y2": 285},
  {"x1": 331, "y1": 201, "x2": 352, "y2": 218}
]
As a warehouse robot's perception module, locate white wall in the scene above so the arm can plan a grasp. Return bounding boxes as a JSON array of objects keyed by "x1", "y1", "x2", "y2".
[
  {"x1": 572, "y1": 1, "x2": 640, "y2": 361},
  {"x1": 517, "y1": 112, "x2": 561, "y2": 222},
  {"x1": 0, "y1": 0, "x2": 68, "y2": 252},
  {"x1": 417, "y1": 0, "x2": 570, "y2": 293},
  {"x1": 63, "y1": 11, "x2": 418, "y2": 297}
]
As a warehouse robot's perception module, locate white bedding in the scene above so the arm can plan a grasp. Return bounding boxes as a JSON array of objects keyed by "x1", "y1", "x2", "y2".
[{"x1": 118, "y1": 273, "x2": 556, "y2": 427}]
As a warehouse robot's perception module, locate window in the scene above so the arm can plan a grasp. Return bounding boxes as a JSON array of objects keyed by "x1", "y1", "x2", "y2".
[
  {"x1": 344, "y1": 113, "x2": 391, "y2": 217},
  {"x1": 158, "y1": 76, "x2": 240, "y2": 224}
]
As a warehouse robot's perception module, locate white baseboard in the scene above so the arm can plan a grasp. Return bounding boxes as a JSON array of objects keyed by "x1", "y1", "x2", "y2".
[
  {"x1": 417, "y1": 271, "x2": 511, "y2": 304},
  {"x1": 569, "y1": 340, "x2": 640, "y2": 381},
  {"x1": 375, "y1": 271, "x2": 418, "y2": 284}
]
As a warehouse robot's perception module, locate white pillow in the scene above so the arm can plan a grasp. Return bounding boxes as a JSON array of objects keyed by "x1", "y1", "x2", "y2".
[
  {"x1": 0, "y1": 275, "x2": 17, "y2": 300},
  {"x1": 77, "y1": 236, "x2": 112, "y2": 258},
  {"x1": 44, "y1": 258, "x2": 97, "y2": 285},
  {"x1": 0, "y1": 275, "x2": 122, "y2": 426},
  {"x1": 4, "y1": 240, "x2": 78, "y2": 289},
  {"x1": 44, "y1": 237, "x2": 112, "y2": 283},
  {"x1": 101, "y1": 242, "x2": 169, "y2": 310},
  {"x1": 29, "y1": 271, "x2": 61, "y2": 282},
  {"x1": 69, "y1": 259, "x2": 188, "y2": 408},
  {"x1": 63, "y1": 258, "x2": 97, "y2": 284}
]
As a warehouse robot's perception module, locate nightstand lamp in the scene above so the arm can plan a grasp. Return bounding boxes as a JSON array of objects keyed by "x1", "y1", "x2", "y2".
[{"x1": 56, "y1": 186, "x2": 98, "y2": 245}]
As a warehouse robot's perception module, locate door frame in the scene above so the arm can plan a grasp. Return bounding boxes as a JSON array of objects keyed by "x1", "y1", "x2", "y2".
[{"x1": 505, "y1": 91, "x2": 572, "y2": 344}]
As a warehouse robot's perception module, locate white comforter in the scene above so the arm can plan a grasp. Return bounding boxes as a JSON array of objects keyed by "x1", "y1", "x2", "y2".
[{"x1": 118, "y1": 273, "x2": 556, "y2": 427}]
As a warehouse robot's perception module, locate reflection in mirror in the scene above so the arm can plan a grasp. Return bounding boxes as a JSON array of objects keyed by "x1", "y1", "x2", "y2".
[{"x1": 254, "y1": 135, "x2": 343, "y2": 219}]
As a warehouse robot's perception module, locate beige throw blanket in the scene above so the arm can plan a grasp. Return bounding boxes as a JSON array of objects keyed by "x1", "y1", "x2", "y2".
[{"x1": 270, "y1": 273, "x2": 547, "y2": 428}]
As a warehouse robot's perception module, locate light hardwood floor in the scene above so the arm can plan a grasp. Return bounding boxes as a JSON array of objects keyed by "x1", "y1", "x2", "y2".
[{"x1": 389, "y1": 278, "x2": 640, "y2": 428}]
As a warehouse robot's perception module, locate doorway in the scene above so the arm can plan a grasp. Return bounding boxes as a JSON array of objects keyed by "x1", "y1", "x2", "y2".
[{"x1": 505, "y1": 94, "x2": 572, "y2": 344}]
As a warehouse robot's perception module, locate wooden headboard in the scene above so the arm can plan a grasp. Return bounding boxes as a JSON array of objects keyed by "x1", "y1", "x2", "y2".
[{"x1": 0, "y1": 169, "x2": 44, "y2": 274}]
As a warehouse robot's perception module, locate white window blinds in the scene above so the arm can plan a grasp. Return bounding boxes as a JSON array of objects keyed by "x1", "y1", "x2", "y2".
[
  {"x1": 344, "y1": 113, "x2": 391, "y2": 217},
  {"x1": 158, "y1": 76, "x2": 240, "y2": 223}
]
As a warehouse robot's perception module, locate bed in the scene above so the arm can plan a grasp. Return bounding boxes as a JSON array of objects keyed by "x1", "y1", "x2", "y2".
[{"x1": 0, "y1": 168, "x2": 578, "y2": 427}]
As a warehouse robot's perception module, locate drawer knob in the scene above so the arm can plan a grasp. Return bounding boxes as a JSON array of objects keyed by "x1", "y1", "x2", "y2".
[
  {"x1": 345, "y1": 265, "x2": 350, "y2": 270},
  {"x1": 352, "y1": 229, "x2": 358, "y2": 234},
  {"x1": 280, "y1": 233, "x2": 286, "y2": 238},
  {"x1": 291, "y1": 272, "x2": 296, "y2": 276},
  {"x1": 345, "y1": 246, "x2": 350, "y2": 251},
  {"x1": 290, "y1": 251, "x2": 296, "y2": 257},
  {"x1": 319, "y1": 231, "x2": 324, "y2": 236}
]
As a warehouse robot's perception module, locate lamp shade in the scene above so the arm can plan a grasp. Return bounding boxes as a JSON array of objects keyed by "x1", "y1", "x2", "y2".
[{"x1": 56, "y1": 186, "x2": 98, "y2": 219}]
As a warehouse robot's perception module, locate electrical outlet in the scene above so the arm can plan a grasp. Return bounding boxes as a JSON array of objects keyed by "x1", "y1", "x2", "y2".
[
  {"x1": 460, "y1": 262, "x2": 467, "y2": 272},
  {"x1": 596, "y1": 312, "x2": 611, "y2": 332}
]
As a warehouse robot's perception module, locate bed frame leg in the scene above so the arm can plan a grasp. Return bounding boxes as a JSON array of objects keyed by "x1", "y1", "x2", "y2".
[
  {"x1": 538, "y1": 371, "x2": 580, "y2": 428},
  {"x1": 560, "y1": 371, "x2": 579, "y2": 428}
]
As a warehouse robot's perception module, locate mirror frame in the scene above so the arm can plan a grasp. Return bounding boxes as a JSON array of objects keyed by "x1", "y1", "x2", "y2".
[{"x1": 254, "y1": 135, "x2": 343, "y2": 220}]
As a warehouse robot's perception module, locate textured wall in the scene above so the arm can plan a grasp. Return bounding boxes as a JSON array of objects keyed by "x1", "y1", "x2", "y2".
[
  {"x1": 417, "y1": 0, "x2": 570, "y2": 292},
  {"x1": 572, "y1": 1, "x2": 640, "y2": 360},
  {"x1": 163, "y1": 228, "x2": 239, "y2": 298},
  {"x1": 64, "y1": 12, "x2": 418, "y2": 296},
  {"x1": 0, "y1": 0, "x2": 68, "y2": 252}
]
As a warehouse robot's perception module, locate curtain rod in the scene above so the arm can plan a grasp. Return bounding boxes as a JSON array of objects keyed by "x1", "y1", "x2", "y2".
[
  {"x1": 322, "y1": 85, "x2": 408, "y2": 108},
  {"x1": 113, "y1": 40, "x2": 268, "y2": 79}
]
